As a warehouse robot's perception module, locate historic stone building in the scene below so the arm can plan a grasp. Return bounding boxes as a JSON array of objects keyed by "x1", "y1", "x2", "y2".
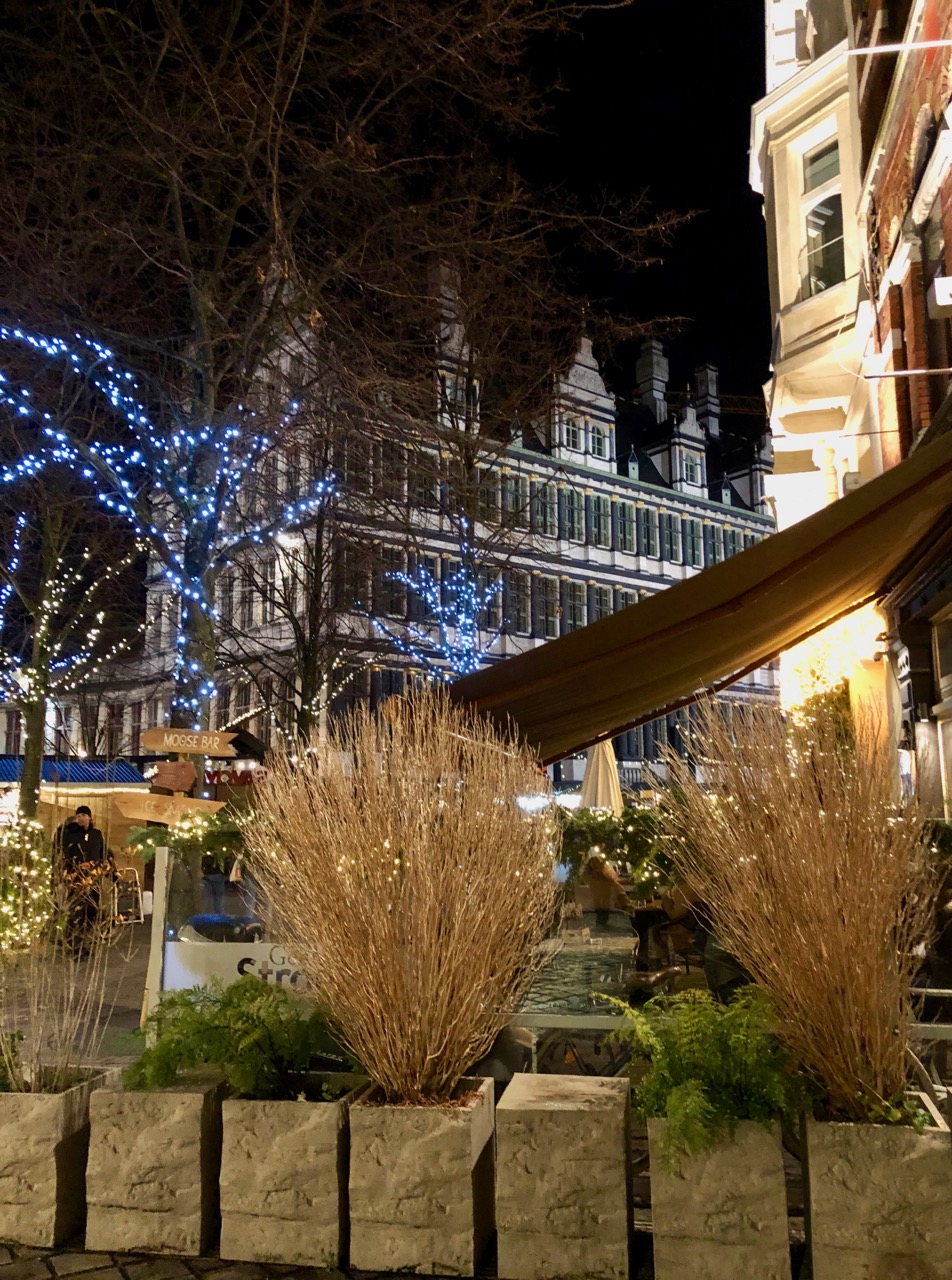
[{"x1": 0, "y1": 338, "x2": 776, "y2": 792}]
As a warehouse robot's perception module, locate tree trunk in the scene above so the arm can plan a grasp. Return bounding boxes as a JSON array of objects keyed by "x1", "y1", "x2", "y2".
[
  {"x1": 169, "y1": 591, "x2": 217, "y2": 732},
  {"x1": 169, "y1": 586, "x2": 216, "y2": 912},
  {"x1": 19, "y1": 695, "x2": 47, "y2": 820}
]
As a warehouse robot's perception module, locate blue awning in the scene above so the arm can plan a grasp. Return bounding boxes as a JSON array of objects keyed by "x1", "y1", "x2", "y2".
[{"x1": 0, "y1": 759, "x2": 147, "y2": 785}]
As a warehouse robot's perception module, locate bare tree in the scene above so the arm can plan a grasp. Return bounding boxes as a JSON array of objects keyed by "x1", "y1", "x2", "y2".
[{"x1": 0, "y1": 0, "x2": 673, "y2": 733}]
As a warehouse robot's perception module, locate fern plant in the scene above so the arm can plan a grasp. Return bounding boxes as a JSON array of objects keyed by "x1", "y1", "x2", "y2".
[
  {"x1": 608, "y1": 987, "x2": 808, "y2": 1163},
  {"x1": 125, "y1": 976, "x2": 356, "y2": 1100}
]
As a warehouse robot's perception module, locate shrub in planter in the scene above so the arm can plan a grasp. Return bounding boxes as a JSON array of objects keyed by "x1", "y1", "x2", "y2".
[
  {"x1": 89, "y1": 976, "x2": 361, "y2": 1262},
  {"x1": 611, "y1": 987, "x2": 804, "y2": 1280},
  {"x1": 660, "y1": 698, "x2": 945, "y2": 1280},
  {"x1": 244, "y1": 687, "x2": 559, "y2": 1275},
  {"x1": 0, "y1": 833, "x2": 122, "y2": 1248}
]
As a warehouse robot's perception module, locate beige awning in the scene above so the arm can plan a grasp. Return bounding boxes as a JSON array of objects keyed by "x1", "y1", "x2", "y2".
[{"x1": 452, "y1": 431, "x2": 952, "y2": 764}]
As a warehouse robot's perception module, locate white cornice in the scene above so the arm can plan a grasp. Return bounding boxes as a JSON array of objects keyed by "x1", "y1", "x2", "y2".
[{"x1": 750, "y1": 39, "x2": 850, "y2": 193}]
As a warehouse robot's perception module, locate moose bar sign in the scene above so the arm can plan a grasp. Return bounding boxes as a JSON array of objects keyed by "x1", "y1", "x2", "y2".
[{"x1": 140, "y1": 728, "x2": 238, "y2": 757}]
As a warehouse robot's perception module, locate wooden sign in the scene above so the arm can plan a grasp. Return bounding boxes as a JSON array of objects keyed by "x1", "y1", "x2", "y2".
[
  {"x1": 116, "y1": 793, "x2": 224, "y2": 825},
  {"x1": 140, "y1": 728, "x2": 238, "y2": 758},
  {"x1": 152, "y1": 760, "x2": 198, "y2": 793}
]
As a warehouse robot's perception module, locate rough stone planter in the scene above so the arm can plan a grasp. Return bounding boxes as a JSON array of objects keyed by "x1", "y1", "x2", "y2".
[
  {"x1": 219, "y1": 1073, "x2": 368, "y2": 1267},
  {"x1": 349, "y1": 1075, "x2": 494, "y2": 1275},
  {"x1": 495, "y1": 1074, "x2": 630, "y2": 1280},
  {"x1": 0, "y1": 1071, "x2": 106, "y2": 1247},
  {"x1": 85, "y1": 1071, "x2": 224, "y2": 1256},
  {"x1": 806, "y1": 1102, "x2": 952, "y2": 1280},
  {"x1": 648, "y1": 1118, "x2": 791, "y2": 1280}
]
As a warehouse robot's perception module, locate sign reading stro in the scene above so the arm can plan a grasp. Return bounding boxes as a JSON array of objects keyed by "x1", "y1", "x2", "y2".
[
  {"x1": 140, "y1": 727, "x2": 238, "y2": 757},
  {"x1": 163, "y1": 940, "x2": 307, "y2": 991}
]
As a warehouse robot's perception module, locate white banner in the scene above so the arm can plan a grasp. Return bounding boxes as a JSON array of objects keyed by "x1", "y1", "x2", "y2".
[{"x1": 162, "y1": 940, "x2": 307, "y2": 991}]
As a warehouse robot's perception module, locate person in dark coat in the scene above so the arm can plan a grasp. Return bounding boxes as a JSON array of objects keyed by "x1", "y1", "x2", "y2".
[
  {"x1": 54, "y1": 806, "x2": 109, "y2": 955},
  {"x1": 56, "y1": 806, "x2": 106, "y2": 869}
]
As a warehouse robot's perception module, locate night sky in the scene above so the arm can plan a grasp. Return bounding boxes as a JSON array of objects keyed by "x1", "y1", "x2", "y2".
[{"x1": 535, "y1": 0, "x2": 771, "y2": 400}]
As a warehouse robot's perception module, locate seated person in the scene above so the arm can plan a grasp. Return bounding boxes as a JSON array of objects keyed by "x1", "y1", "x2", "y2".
[{"x1": 580, "y1": 853, "x2": 635, "y2": 926}]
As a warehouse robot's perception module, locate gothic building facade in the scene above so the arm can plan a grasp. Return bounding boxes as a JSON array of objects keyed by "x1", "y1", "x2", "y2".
[{"x1": 1, "y1": 338, "x2": 776, "y2": 790}]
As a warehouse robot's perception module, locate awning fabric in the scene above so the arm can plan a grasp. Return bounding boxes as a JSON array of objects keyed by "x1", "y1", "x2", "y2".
[
  {"x1": 0, "y1": 759, "x2": 147, "y2": 784},
  {"x1": 451, "y1": 431, "x2": 952, "y2": 764}
]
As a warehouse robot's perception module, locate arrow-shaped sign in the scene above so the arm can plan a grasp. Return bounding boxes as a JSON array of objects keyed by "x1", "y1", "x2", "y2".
[
  {"x1": 116, "y1": 793, "x2": 224, "y2": 825},
  {"x1": 140, "y1": 728, "x2": 238, "y2": 758}
]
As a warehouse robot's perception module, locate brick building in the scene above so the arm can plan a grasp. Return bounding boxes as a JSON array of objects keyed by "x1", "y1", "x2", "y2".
[
  {"x1": 853, "y1": 0, "x2": 952, "y2": 810},
  {"x1": 753, "y1": 0, "x2": 952, "y2": 810}
]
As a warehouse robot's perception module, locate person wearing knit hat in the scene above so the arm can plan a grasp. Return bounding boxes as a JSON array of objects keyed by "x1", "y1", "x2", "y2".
[{"x1": 54, "y1": 806, "x2": 108, "y2": 956}]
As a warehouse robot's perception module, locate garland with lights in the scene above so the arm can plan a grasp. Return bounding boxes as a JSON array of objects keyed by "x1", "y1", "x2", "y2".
[
  {"x1": 0, "y1": 814, "x2": 52, "y2": 950},
  {"x1": 0, "y1": 325, "x2": 335, "y2": 732},
  {"x1": 555, "y1": 804, "x2": 671, "y2": 899},
  {"x1": 126, "y1": 810, "x2": 243, "y2": 870}
]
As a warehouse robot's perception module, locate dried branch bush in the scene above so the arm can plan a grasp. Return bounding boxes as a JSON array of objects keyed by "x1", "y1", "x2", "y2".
[
  {"x1": 659, "y1": 699, "x2": 935, "y2": 1121},
  {"x1": 1, "y1": 857, "x2": 129, "y2": 1093},
  {"x1": 244, "y1": 686, "x2": 557, "y2": 1103}
]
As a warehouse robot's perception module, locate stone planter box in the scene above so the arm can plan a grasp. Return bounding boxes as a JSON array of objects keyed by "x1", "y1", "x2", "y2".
[
  {"x1": 349, "y1": 1075, "x2": 494, "y2": 1275},
  {"x1": 806, "y1": 1103, "x2": 952, "y2": 1280},
  {"x1": 0, "y1": 1072, "x2": 105, "y2": 1247},
  {"x1": 648, "y1": 1118, "x2": 791, "y2": 1280},
  {"x1": 496, "y1": 1074, "x2": 630, "y2": 1280},
  {"x1": 219, "y1": 1073, "x2": 367, "y2": 1267},
  {"x1": 85, "y1": 1071, "x2": 224, "y2": 1256}
]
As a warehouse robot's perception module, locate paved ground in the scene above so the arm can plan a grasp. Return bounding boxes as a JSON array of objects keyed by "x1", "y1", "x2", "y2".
[{"x1": 0, "y1": 1236, "x2": 808, "y2": 1280}]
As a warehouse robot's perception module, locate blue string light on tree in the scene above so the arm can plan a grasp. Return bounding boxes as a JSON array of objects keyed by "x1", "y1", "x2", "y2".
[
  {"x1": 0, "y1": 325, "x2": 335, "y2": 731},
  {"x1": 370, "y1": 539, "x2": 504, "y2": 678}
]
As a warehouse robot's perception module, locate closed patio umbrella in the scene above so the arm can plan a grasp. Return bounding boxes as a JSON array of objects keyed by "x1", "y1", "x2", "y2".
[{"x1": 578, "y1": 739, "x2": 624, "y2": 816}]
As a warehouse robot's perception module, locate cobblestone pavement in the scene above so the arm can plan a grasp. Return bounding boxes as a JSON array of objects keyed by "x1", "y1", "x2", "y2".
[
  {"x1": 0, "y1": 1244, "x2": 352, "y2": 1280},
  {"x1": 0, "y1": 1236, "x2": 806, "y2": 1280}
]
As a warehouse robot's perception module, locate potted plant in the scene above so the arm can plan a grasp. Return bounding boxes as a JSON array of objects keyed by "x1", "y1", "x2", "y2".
[
  {"x1": 86, "y1": 975, "x2": 361, "y2": 1262},
  {"x1": 660, "y1": 696, "x2": 949, "y2": 1280},
  {"x1": 0, "y1": 816, "x2": 121, "y2": 1247},
  {"x1": 609, "y1": 987, "x2": 804, "y2": 1280},
  {"x1": 244, "y1": 687, "x2": 558, "y2": 1276}
]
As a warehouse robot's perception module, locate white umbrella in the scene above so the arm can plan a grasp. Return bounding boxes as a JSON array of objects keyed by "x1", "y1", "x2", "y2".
[{"x1": 579, "y1": 739, "x2": 624, "y2": 817}]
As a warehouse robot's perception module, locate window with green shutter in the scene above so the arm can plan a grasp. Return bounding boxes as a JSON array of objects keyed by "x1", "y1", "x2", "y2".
[
  {"x1": 591, "y1": 585, "x2": 612, "y2": 621},
  {"x1": 506, "y1": 571, "x2": 530, "y2": 634},
  {"x1": 592, "y1": 496, "x2": 611, "y2": 547},
  {"x1": 683, "y1": 519, "x2": 702, "y2": 567},
  {"x1": 563, "y1": 580, "x2": 586, "y2": 632},
  {"x1": 535, "y1": 576, "x2": 559, "y2": 638},
  {"x1": 704, "y1": 525, "x2": 723, "y2": 566},
  {"x1": 565, "y1": 489, "x2": 585, "y2": 542},
  {"x1": 638, "y1": 507, "x2": 658, "y2": 557},
  {"x1": 617, "y1": 502, "x2": 636, "y2": 552},
  {"x1": 660, "y1": 512, "x2": 681, "y2": 562},
  {"x1": 533, "y1": 483, "x2": 558, "y2": 537}
]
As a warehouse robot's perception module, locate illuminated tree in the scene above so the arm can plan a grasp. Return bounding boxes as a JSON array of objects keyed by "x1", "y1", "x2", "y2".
[
  {"x1": 0, "y1": 489, "x2": 144, "y2": 817},
  {"x1": 0, "y1": 0, "x2": 672, "y2": 734},
  {"x1": 0, "y1": 327, "x2": 333, "y2": 731},
  {"x1": 0, "y1": 815, "x2": 51, "y2": 951}
]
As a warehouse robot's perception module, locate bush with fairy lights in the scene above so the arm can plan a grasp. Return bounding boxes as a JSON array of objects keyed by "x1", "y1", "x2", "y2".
[
  {"x1": 126, "y1": 811, "x2": 244, "y2": 870},
  {"x1": 555, "y1": 804, "x2": 670, "y2": 899},
  {"x1": 0, "y1": 814, "x2": 52, "y2": 950}
]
